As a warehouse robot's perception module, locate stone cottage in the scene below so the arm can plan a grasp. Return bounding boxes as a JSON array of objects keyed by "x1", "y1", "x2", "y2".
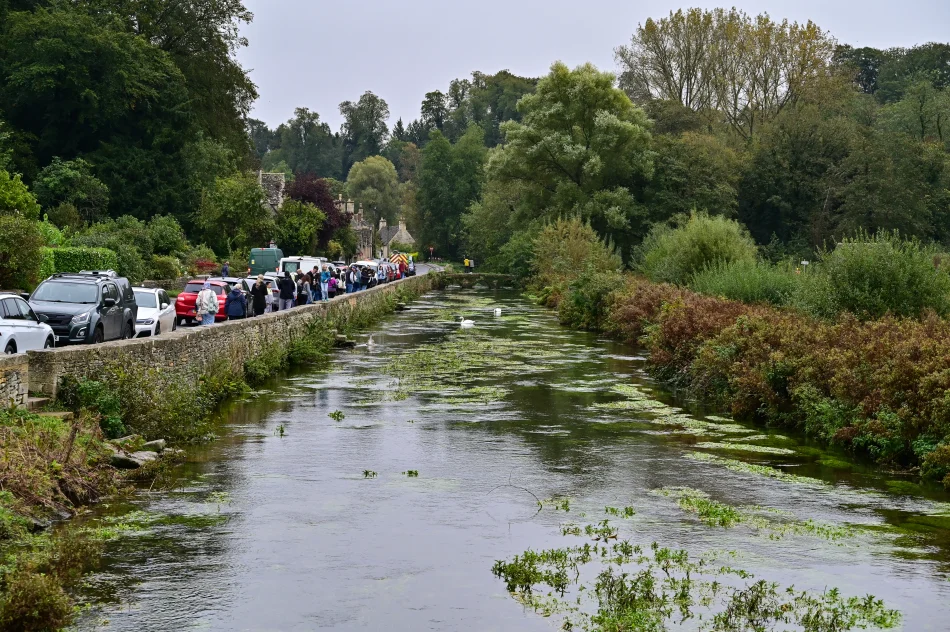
[{"x1": 378, "y1": 218, "x2": 416, "y2": 258}]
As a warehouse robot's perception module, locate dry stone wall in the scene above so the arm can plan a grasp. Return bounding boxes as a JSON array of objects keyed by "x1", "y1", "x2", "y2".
[
  {"x1": 0, "y1": 353, "x2": 29, "y2": 407},
  {"x1": 24, "y1": 274, "x2": 440, "y2": 400}
]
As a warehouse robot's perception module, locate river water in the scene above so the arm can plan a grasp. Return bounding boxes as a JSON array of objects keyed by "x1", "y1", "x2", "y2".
[{"x1": 75, "y1": 287, "x2": 950, "y2": 631}]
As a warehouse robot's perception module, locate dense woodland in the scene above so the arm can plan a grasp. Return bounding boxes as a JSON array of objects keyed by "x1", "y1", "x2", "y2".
[{"x1": 0, "y1": 2, "x2": 948, "y2": 286}]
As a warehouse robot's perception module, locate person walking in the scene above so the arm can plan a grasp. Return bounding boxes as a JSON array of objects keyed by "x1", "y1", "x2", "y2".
[
  {"x1": 328, "y1": 274, "x2": 338, "y2": 299},
  {"x1": 196, "y1": 281, "x2": 218, "y2": 326},
  {"x1": 360, "y1": 265, "x2": 372, "y2": 290},
  {"x1": 224, "y1": 284, "x2": 247, "y2": 320},
  {"x1": 250, "y1": 275, "x2": 268, "y2": 317},
  {"x1": 279, "y1": 271, "x2": 296, "y2": 310},
  {"x1": 310, "y1": 266, "x2": 321, "y2": 302},
  {"x1": 320, "y1": 265, "x2": 331, "y2": 302},
  {"x1": 221, "y1": 261, "x2": 230, "y2": 277}
]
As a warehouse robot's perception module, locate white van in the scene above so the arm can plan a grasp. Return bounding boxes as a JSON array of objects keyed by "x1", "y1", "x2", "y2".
[{"x1": 277, "y1": 256, "x2": 328, "y2": 276}]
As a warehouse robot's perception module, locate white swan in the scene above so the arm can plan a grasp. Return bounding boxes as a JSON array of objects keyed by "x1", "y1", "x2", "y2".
[
  {"x1": 459, "y1": 316, "x2": 475, "y2": 329},
  {"x1": 367, "y1": 335, "x2": 376, "y2": 348},
  {"x1": 493, "y1": 308, "x2": 502, "y2": 317}
]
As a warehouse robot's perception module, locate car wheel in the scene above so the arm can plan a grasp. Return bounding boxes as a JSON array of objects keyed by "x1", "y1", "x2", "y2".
[
  {"x1": 124, "y1": 322, "x2": 134, "y2": 340},
  {"x1": 172, "y1": 318, "x2": 177, "y2": 332},
  {"x1": 92, "y1": 327, "x2": 104, "y2": 344},
  {"x1": 155, "y1": 322, "x2": 161, "y2": 336},
  {"x1": 4, "y1": 341, "x2": 15, "y2": 354},
  {"x1": 44, "y1": 337, "x2": 54, "y2": 349}
]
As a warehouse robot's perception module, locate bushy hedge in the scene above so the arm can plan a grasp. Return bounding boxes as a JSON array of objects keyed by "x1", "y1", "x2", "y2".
[
  {"x1": 690, "y1": 259, "x2": 800, "y2": 306},
  {"x1": 40, "y1": 246, "x2": 118, "y2": 278},
  {"x1": 637, "y1": 212, "x2": 758, "y2": 285}
]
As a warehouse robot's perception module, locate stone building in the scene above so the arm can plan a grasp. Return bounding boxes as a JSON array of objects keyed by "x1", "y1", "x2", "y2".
[
  {"x1": 378, "y1": 218, "x2": 416, "y2": 258},
  {"x1": 258, "y1": 171, "x2": 286, "y2": 213},
  {"x1": 343, "y1": 198, "x2": 374, "y2": 261}
]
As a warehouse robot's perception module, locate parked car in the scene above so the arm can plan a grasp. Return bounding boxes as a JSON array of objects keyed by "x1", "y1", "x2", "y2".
[
  {"x1": 133, "y1": 288, "x2": 177, "y2": 337},
  {"x1": 175, "y1": 280, "x2": 230, "y2": 325},
  {"x1": 278, "y1": 256, "x2": 328, "y2": 277},
  {"x1": 0, "y1": 293, "x2": 54, "y2": 354},
  {"x1": 406, "y1": 257, "x2": 416, "y2": 276},
  {"x1": 29, "y1": 272, "x2": 138, "y2": 344},
  {"x1": 244, "y1": 275, "x2": 280, "y2": 312}
]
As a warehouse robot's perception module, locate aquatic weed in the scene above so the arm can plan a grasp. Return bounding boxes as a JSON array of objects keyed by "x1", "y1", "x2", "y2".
[
  {"x1": 328, "y1": 410, "x2": 345, "y2": 422},
  {"x1": 362, "y1": 470, "x2": 377, "y2": 479},
  {"x1": 605, "y1": 506, "x2": 636, "y2": 518}
]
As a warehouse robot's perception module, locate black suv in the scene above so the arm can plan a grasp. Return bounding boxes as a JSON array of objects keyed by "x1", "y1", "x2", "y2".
[{"x1": 28, "y1": 271, "x2": 138, "y2": 344}]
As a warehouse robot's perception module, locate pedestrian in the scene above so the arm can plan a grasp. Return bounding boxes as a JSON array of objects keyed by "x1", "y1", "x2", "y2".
[
  {"x1": 328, "y1": 274, "x2": 338, "y2": 299},
  {"x1": 361, "y1": 265, "x2": 373, "y2": 289},
  {"x1": 196, "y1": 281, "x2": 218, "y2": 326},
  {"x1": 310, "y1": 266, "x2": 321, "y2": 302},
  {"x1": 279, "y1": 271, "x2": 296, "y2": 310},
  {"x1": 320, "y1": 265, "x2": 331, "y2": 302},
  {"x1": 399, "y1": 259, "x2": 407, "y2": 278},
  {"x1": 224, "y1": 284, "x2": 247, "y2": 320},
  {"x1": 345, "y1": 266, "x2": 354, "y2": 294},
  {"x1": 250, "y1": 274, "x2": 268, "y2": 317},
  {"x1": 463, "y1": 257, "x2": 470, "y2": 273},
  {"x1": 221, "y1": 260, "x2": 230, "y2": 277},
  {"x1": 296, "y1": 272, "x2": 310, "y2": 306}
]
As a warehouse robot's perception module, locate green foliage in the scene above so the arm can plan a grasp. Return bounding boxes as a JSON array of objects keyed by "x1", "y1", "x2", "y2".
[
  {"x1": 346, "y1": 155, "x2": 400, "y2": 239},
  {"x1": 147, "y1": 215, "x2": 187, "y2": 256},
  {"x1": 794, "y1": 231, "x2": 950, "y2": 319},
  {"x1": 59, "y1": 377, "x2": 124, "y2": 438},
  {"x1": 690, "y1": 259, "x2": 800, "y2": 306},
  {"x1": 0, "y1": 169, "x2": 40, "y2": 220},
  {"x1": 340, "y1": 92, "x2": 390, "y2": 175},
  {"x1": 418, "y1": 126, "x2": 487, "y2": 258},
  {"x1": 531, "y1": 217, "x2": 622, "y2": 307},
  {"x1": 44, "y1": 247, "x2": 119, "y2": 276},
  {"x1": 148, "y1": 255, "x2": 182, "y2": 281},
  {"x1": 275, "y1": 200, "x2": 327, "y2": 256},
  {"x1": 557, "y1": 268, "x2": 626, "y2": 331},
  {"x1": 36, "y1": 218, "x2": 64, "y2": 247},
  {"x1": 196, "y1": 172, "x2": 274, "y2": 257},
  {"x1": 32, "y1": 157, "x2": 109, "y2": 224},
  {"x1": 638, "y1": 212, "x2": 758, "y2": 285},
  {"x1": 0, "y1": 215, "x2": 43, "y2": 289}
]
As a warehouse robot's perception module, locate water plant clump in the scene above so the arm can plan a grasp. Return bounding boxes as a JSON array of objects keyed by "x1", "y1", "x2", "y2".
[
  {"x1": 403, "y1": 470, "x2": 419, "y2": 477},
  {"x1": 362, "y1": 470, "x2": 377, "y2": 478},
  {"x1": 687, "y1": 452, "x2": 828, "y2": 487},
  {"x1": 605, "y1": 506, "x2": 636, "y2": 518},
  {"x1": 491, "y1": 525, "x2": 901, "y2": 631},
  {"x1": 328, "y1": 410, "x2": 345, "y2": 422},
  {"x1": 695, "y1": 441, "x2": 796, "y2": 456}
]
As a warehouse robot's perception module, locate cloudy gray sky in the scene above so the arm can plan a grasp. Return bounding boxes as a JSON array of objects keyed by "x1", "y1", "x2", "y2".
[{"x1": 238, "y1": 0, "x2": 949, "y2": 130}]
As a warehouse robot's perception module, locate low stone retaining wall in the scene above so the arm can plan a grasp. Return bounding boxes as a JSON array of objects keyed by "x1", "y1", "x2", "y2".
[
  {"x1": 0, "y1": 353, "x2": 29, "y2": 407},
  {"x1": 25, "y1": 273, "x2": 441, "y2": 400}
]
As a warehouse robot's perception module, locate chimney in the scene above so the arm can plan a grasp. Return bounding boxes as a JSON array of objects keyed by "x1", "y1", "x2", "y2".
[
  {"x1": 398, "y1": 218, "x2": 407, "y2": 231},
  {"x1": 379, "y1": 218, "x2": 387, "y2": 230}
]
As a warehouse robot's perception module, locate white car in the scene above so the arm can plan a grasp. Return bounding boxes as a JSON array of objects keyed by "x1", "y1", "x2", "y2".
[
  {"x1": 0, "y1": 293, "x2": 55, "y2": 354},
  {"x1": 133, "y1": 288, "x2": 177, "y2": 337}
]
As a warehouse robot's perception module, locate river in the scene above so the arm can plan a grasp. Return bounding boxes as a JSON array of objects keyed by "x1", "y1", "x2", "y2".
[{"x1": 74, "y1": 287, "x2": 950, "y2": 631}]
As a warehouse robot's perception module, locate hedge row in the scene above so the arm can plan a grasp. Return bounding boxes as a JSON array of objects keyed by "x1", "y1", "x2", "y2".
[
  {"x1": 38, "y1": 247, "x2": 119, "y2": 280},
  {"x1": 555, "y1": 275, "x2": 950, "y2": 488}
]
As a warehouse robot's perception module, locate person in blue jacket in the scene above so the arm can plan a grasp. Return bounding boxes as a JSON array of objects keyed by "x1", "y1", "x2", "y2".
[
  {"x1": 224, "y1": 284, "x2": 247, "y2": 320},
  {"x1": 320, "y1": 265, "x2": 331, "y2": 302}
]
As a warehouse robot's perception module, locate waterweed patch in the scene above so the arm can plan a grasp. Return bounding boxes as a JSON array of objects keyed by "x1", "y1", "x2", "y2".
[
  {"x1": 491, "y1": 534, "x2": 900, "y2": 631},
  {"x1": 687, "y1": 452, "x2": 827, "y2": 487},
  {"x1": 695, "y1": 441, "x2": 796, "y2": 455}
]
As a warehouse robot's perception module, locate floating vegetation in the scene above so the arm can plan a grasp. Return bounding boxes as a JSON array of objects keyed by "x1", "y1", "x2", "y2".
[
  {"x1": 695, "y1": 441, "x2": 796, "y2": 455},
  {"x1": 544, "y1": 497, "x2": 571, "y2": 512},
  {"x1": 491, "y1": 534, "x2": 900, "y2": 631},
  {"x1": 274, "y1": 424, "x2": 286, "y2": 437},
  {"x1": 362, "y1": 470, "x2": 377, "y2": 479},
  {"x1": 687, "y1": 452, "x2": 828, "y2": 487},
  {"x1": 604, "y1": 506, "x2": 636, "y2": 518},
  {"x1": 328, "y1": 410, "x2": 345, "y2": 422},
  {"x1": 93, "y1": 509, "x2": 230, "y2": 540},
  {"x1": 654, "y1": 487, "x2": 855, "y2": 541},
  {"x1": 403, "y1": 470, "x2": 419, "y2": 477},
  {"x1": 732, "y1": 433, "x2": 790, "y2": 443}
]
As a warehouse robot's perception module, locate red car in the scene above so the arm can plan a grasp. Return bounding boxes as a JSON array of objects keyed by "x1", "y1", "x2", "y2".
[{"x1": 175, "y1": 280, "x2": 230, "y2": 326}]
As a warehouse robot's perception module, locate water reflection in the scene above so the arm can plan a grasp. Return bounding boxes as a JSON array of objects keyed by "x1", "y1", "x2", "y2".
[{"x1": 75, "y1": 288, "x2": 950, "y2": 631}]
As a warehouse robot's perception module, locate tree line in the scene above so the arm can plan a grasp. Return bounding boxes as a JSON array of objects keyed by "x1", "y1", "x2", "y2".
[{"x1": 1, "y1": 4, "x2": 948, "y2": 286}]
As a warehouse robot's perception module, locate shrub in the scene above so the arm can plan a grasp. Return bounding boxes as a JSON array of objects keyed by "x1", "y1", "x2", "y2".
[
  {"x1": 690, "y1": 259, "x2": 800, "y2": 306},
  {"x1": 0, "y1": 569, "x2": 73, "y2": 631},
  {"x1": 0, "y1": 169, "x2": 40, "y2": 220},
  {"x1": 637, "y1": 212, "x2": 758, "y2": 285},
  {"x1": 557, "y1": 268, "x2": 626, "y2": 330},
  {"x1": 603, "y1": 279, "x2": 687, "y2": 344},
  {"x1": 45, "y1": 202, "x2": 83, "y2": 232},
  {"x1": 147, "y1": 215, "x2": 187, "y2": 255},
  {"x1": 794, "y1": 231, "x2": 950, "y2": 320},
  {"x1": 532, "y1": 218, "x2": 622, "y2": 307},
  {"x1": 36, "y1": 218, "x2": 65, "y2": 247},
  {"x1": 44, "y1": 246, "x2": 119, "y2": 275},
  {"x1": 0, "y1": 216, "x2": 44, "y2": 289},
  {"x1": 148, "y1": 255, "x2": 182, "y2": 281}
]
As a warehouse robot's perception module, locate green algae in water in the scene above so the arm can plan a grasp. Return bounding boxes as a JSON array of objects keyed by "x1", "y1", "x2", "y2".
[
  {"x1": 695, "y1": 441, "x2": 796, "y2": 455},
  {"x1": 687, "y1": 452, "x2": 828, "y2": 487},
  {"x1": 93, "y1": 509, "x2": 230, "y2": 539}
]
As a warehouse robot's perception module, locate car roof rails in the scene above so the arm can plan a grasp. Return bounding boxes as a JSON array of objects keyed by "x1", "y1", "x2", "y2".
[{"x1": 78, "y1": 270, "x2": 119, "y2": 278}]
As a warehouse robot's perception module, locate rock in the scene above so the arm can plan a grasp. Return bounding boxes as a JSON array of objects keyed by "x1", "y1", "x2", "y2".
[
  {"x1": 110, "y1": 450, "x2": 158, "y2": 469},
  {"x1": 334, "y1": 335, "x2": 355, "y2": 348},
  {"x1": 142, "y1": 439, "x2": 166, "y2": 453},
  {"x1": 395, "y1": 303, "x2": 409, "y2": 311}
]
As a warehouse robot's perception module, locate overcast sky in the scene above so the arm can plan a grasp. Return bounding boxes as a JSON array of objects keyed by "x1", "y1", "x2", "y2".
[{"x1": 238, "y1": 0, "x2": 949, "y2": 131}]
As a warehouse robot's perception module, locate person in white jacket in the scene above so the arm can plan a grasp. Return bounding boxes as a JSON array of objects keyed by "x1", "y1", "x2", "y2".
[{"x1": 196, "y1": 282, "x2": 219, "y2": 326}]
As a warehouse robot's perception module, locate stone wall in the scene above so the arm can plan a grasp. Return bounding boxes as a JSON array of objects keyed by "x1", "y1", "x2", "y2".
[
  {"x1": 26, "y1": 274, "x2": 440, "y2": 400},
  {"x1": 0, "y1": 353, "x2": 29, "y2": 407}
]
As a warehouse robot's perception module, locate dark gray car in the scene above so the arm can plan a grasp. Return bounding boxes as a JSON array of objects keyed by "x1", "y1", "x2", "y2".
[{"x1": 29, "y1": 272, "x2": 138, "y2": 344}]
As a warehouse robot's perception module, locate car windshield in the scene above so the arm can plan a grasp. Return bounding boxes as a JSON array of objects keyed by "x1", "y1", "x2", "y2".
[
  {"x1": 133, "y1": 292, "x2": 157, "y2": 308},
  {"x1": 31, "y1": 281, "x2": 98, "y2": 304}
]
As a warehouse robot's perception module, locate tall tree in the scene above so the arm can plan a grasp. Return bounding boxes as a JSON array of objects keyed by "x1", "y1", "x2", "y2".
[
  {"x1": 275, "y1": 108, "x2": 341, "y2": 179},
  {"x1": 420, "y1": 91, "x2": 448, "y2": 132},
  {"x1": 340, "y1": 92, "x2": 390, "y2": 176},
  {"x1": 345, "y1": 156, "x2": 400, "y2": 254},
  {"x1": 418, "y1": 126, "x2": 487, "y2": 257},
  {"x1": 286, "y1": 173, "x2": 347, "y2": 250}
]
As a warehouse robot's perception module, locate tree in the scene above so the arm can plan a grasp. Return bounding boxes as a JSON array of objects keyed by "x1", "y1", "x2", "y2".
[
  {"x1": 275, "y1": 200, "x2": 326, "y2": 256},
  {"x1": 276, "y1": 108, "x2": 342, "y2": 179},
  {"x1": 834, "y1": 45, "x2": 891, "y2": 95},
  {"x1": 345, "y1": 156, "x2": 400, "y2": 254},
  {"x1": 196, "y1": 172, "x2": 274, "y2": 255},
  {"x1": 0, "y1": 169, "x2": 40, "y2": 219},
  {"x1": 340, "y1": 92, "x2": 390, "y2": 175},
  {"x1": 485, "y1": 62, "x2": 653, "y2": 256},
  {"x1": 33, "y1": 158, "x2": 110, "y2": 224},
  {"x1": 418, "y1": 127, "x2": 487, "y2": 257},
  {"x1": 247, "y1": 118, "x2": 277, "y2": 163},
  {"x1": 420, "y1": 91, "x2": 448, "y2": 132},
  {"x1": 286, "y1": 174, "x2": 346, "y2": 250}
]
